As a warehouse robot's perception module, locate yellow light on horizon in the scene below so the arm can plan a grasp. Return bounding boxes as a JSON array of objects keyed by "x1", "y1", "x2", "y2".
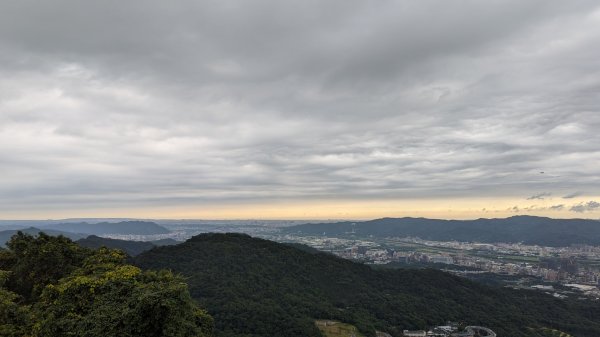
[{"x1": 3, "y1": 196, "x2": 598, "y2": 220}]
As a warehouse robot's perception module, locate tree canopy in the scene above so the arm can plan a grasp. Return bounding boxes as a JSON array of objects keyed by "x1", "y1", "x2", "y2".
[{"x1": 0, "y1": 232, "x2": 212, "y2": 337}]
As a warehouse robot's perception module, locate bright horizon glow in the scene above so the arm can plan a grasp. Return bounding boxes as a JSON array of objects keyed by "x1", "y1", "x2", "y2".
[{"x1": 2, "y1": 196, "x2": 598, "y2": 221}]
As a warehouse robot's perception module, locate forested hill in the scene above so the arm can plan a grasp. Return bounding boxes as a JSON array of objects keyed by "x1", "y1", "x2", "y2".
[
  {"x1": 76, "y1": 235, "x2": 157, "y2": 256},
  {"x1": 76, "y1": 235, "x2": 179, "y2": 256},
  {"x1": 134, "y1": 233, "x2": 600, "y2": 337},
  {"x1": 283, "y1": 215, "x2": 600, "y2": 246},
  {"x1": 0, "y1": 227, "x2": 86, "y2": 247}
]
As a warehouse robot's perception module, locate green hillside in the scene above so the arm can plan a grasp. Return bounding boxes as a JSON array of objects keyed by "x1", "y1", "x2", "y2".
[
  {"x1": 0, "y1": 227, "x2": 86, "y2": 247},
  {"x1": 134, "y1": 233, "x2": 600, "y2": 337},
  {"x1": 76, "y1": 235, "x2": 157, "y2": 256}
]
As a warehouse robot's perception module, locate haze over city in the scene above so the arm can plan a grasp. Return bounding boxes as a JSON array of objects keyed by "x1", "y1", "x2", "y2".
[{"x1": 1, "y1": 0, "x2": 599, "y2": 219}]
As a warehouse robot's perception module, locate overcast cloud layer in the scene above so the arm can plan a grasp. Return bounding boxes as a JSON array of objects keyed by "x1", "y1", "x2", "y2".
[{"x1": 1, "y1": 1, "x2": 599, "y2": 217}]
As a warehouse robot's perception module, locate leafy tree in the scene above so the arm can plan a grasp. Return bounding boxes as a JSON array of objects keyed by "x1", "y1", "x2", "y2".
[
  {"x1": 0, "y1": 270, "x2": 32, "y2": 337},
  {"x1": 1, "y1": 232, "x2": 213, "y2": 337},
  {"x1": 4, "y1": 231, "x2": 91, "y2": 301}
]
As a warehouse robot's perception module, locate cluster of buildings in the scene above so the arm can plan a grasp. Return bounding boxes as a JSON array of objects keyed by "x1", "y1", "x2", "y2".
[
  {"x1": 337, "y1": 239, "x2": 600, "y2": 285},
  {"x1": 403, "y1": 323, "x2": 496, "y2": 337},
  {"x1": 338, "y1": 244, "x2": 595, "y2": 279},
  {"x1": 274, "y1": 234, "x2": 600, "y2": 298}
]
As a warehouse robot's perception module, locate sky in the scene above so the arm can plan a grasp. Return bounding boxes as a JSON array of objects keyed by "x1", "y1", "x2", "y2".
[{"x1": 0, "y1": 0, "x2": 599, "y2": 220}]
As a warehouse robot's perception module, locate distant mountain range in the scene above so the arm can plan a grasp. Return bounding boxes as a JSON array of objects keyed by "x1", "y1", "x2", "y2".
[
  {"x1": 0, "y1": 221, "x2": 171, "y2": 247},
  {"x1": 283, "y1": 215, "x2": 600, "y2": 246},
  {"x1": 134, "y1": 233, "x2": 600, "y2": 337},
  {"x1": 41, "y1": 221, "x2": 171, "y2": 235}
]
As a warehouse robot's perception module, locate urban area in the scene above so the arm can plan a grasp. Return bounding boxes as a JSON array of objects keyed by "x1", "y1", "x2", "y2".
[{"x1": 274, "y1": 233, "x2": 600, "y2": 300}]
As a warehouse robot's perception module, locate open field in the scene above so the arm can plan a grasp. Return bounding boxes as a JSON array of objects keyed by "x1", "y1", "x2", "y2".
[
  {"x1": 529, "y1": 327, "x2": 573, "y2": 337},
  {"x1": 315, "y1": 320, "x2": 365, "y2": 337}
]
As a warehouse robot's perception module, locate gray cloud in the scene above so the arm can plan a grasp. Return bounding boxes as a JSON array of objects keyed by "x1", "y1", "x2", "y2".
[
  {"x1": 527, "y1": 192, "x2": 552, "y2": 200},
  {"x1": 570, "y1": 201, "x2": 600, "y2": 213},
  {"x1": 563, "y1": 192, "x2": 584, "y2": 199},
  {"x1": 509, "y1": 204, "x2": 567, "y2": 212},
  {"x1": 0, "y1": 1, "x2": 600, "y2": 214}
]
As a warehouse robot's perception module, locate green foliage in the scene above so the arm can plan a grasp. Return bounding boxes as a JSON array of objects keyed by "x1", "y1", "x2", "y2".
[
  {"x1": 195, "y1": 309, "x2": 215, "y2": 337},
  {"x1": 76, "y1": 235, "x2": 157, "y2": 256},
  {"x1": 0, "y1": 271, "x2": 32, "y2": 337},
  {"x1": 0, "y1": 288, "x2": 32, "y2": 337},
  {"x1": 34, "y1": 267, "x2": 208, "y2": 337},
  {"x1": 4, "y1": 231, "x2": 91, "y2": 301},
  {"x1": 135, "y1": 233, "x2": 600, "y2": 337},
  {"x1": 0, "y1": 232, "x2": 212, "y2": 337}
]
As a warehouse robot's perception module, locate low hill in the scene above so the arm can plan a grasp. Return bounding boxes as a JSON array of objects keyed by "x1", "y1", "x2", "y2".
[
  {"x1": 0, "y1": 227, "x2": 86, "y2": 247},
  {"x1": 283, "y1": 216, "x2": 600, "y2": 246},
  {"x1": 43, "y1": 220, "x2": 171, "y2": 235},
  {"x1": 76, "y1": 235, "x2": 179, "y2": 256},
  {"x1": 76, "y1": 235, "x2": 157, "y2": 256},
  {"x1": 134, "y1": 233, "x2": 600, "y2": 337}
]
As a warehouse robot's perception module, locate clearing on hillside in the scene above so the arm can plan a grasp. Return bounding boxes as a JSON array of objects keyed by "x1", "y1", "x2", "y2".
[
  {"x1": 528, "y1": 327, "x2": 573, "y2": 337},
  {"x1": 315, "y1": 320, "x2": 365, "y2": 337}
]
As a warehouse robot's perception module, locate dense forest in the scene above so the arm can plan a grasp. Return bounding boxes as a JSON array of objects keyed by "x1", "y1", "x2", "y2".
[
  {"x1": 0, "y1": 227, "x2": 86, "y2": 247},
  {"x1": 134, "y1": 233, "x2": 600, "y2": 337},
  {"x1": 0, "y1": 232, "x2": 212, "y2": 337},
  {"x1": 284, "y1": 215, "x2": 600, "y2": 246}
]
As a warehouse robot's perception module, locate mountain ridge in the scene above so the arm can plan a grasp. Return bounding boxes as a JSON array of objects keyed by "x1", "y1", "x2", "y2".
[
  {"x1": 134, "y1": 233, "x2": 600, "y2": 337},
  {"x1": 41, "y1": 220, "x2": 171, "y2": 235},
  {"x1": 283, "y1": 216, "x2": 600, "y2": 246}
]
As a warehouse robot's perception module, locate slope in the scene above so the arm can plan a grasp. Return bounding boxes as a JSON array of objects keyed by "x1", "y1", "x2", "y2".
[
  {"x1": 76, "y1": 235, "x2": 157, "y2": 256},
  {"x1": 134, "y1": 233, "x2": 600, "y2": 337}
]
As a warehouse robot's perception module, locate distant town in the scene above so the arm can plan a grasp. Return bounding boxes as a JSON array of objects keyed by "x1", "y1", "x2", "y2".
[
  {"x1": 92, "y1": 218, "x2": 600, "y2": 301},
  {"x1": 272, "y1": 232, "x2": 600, "y2": 300}
]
